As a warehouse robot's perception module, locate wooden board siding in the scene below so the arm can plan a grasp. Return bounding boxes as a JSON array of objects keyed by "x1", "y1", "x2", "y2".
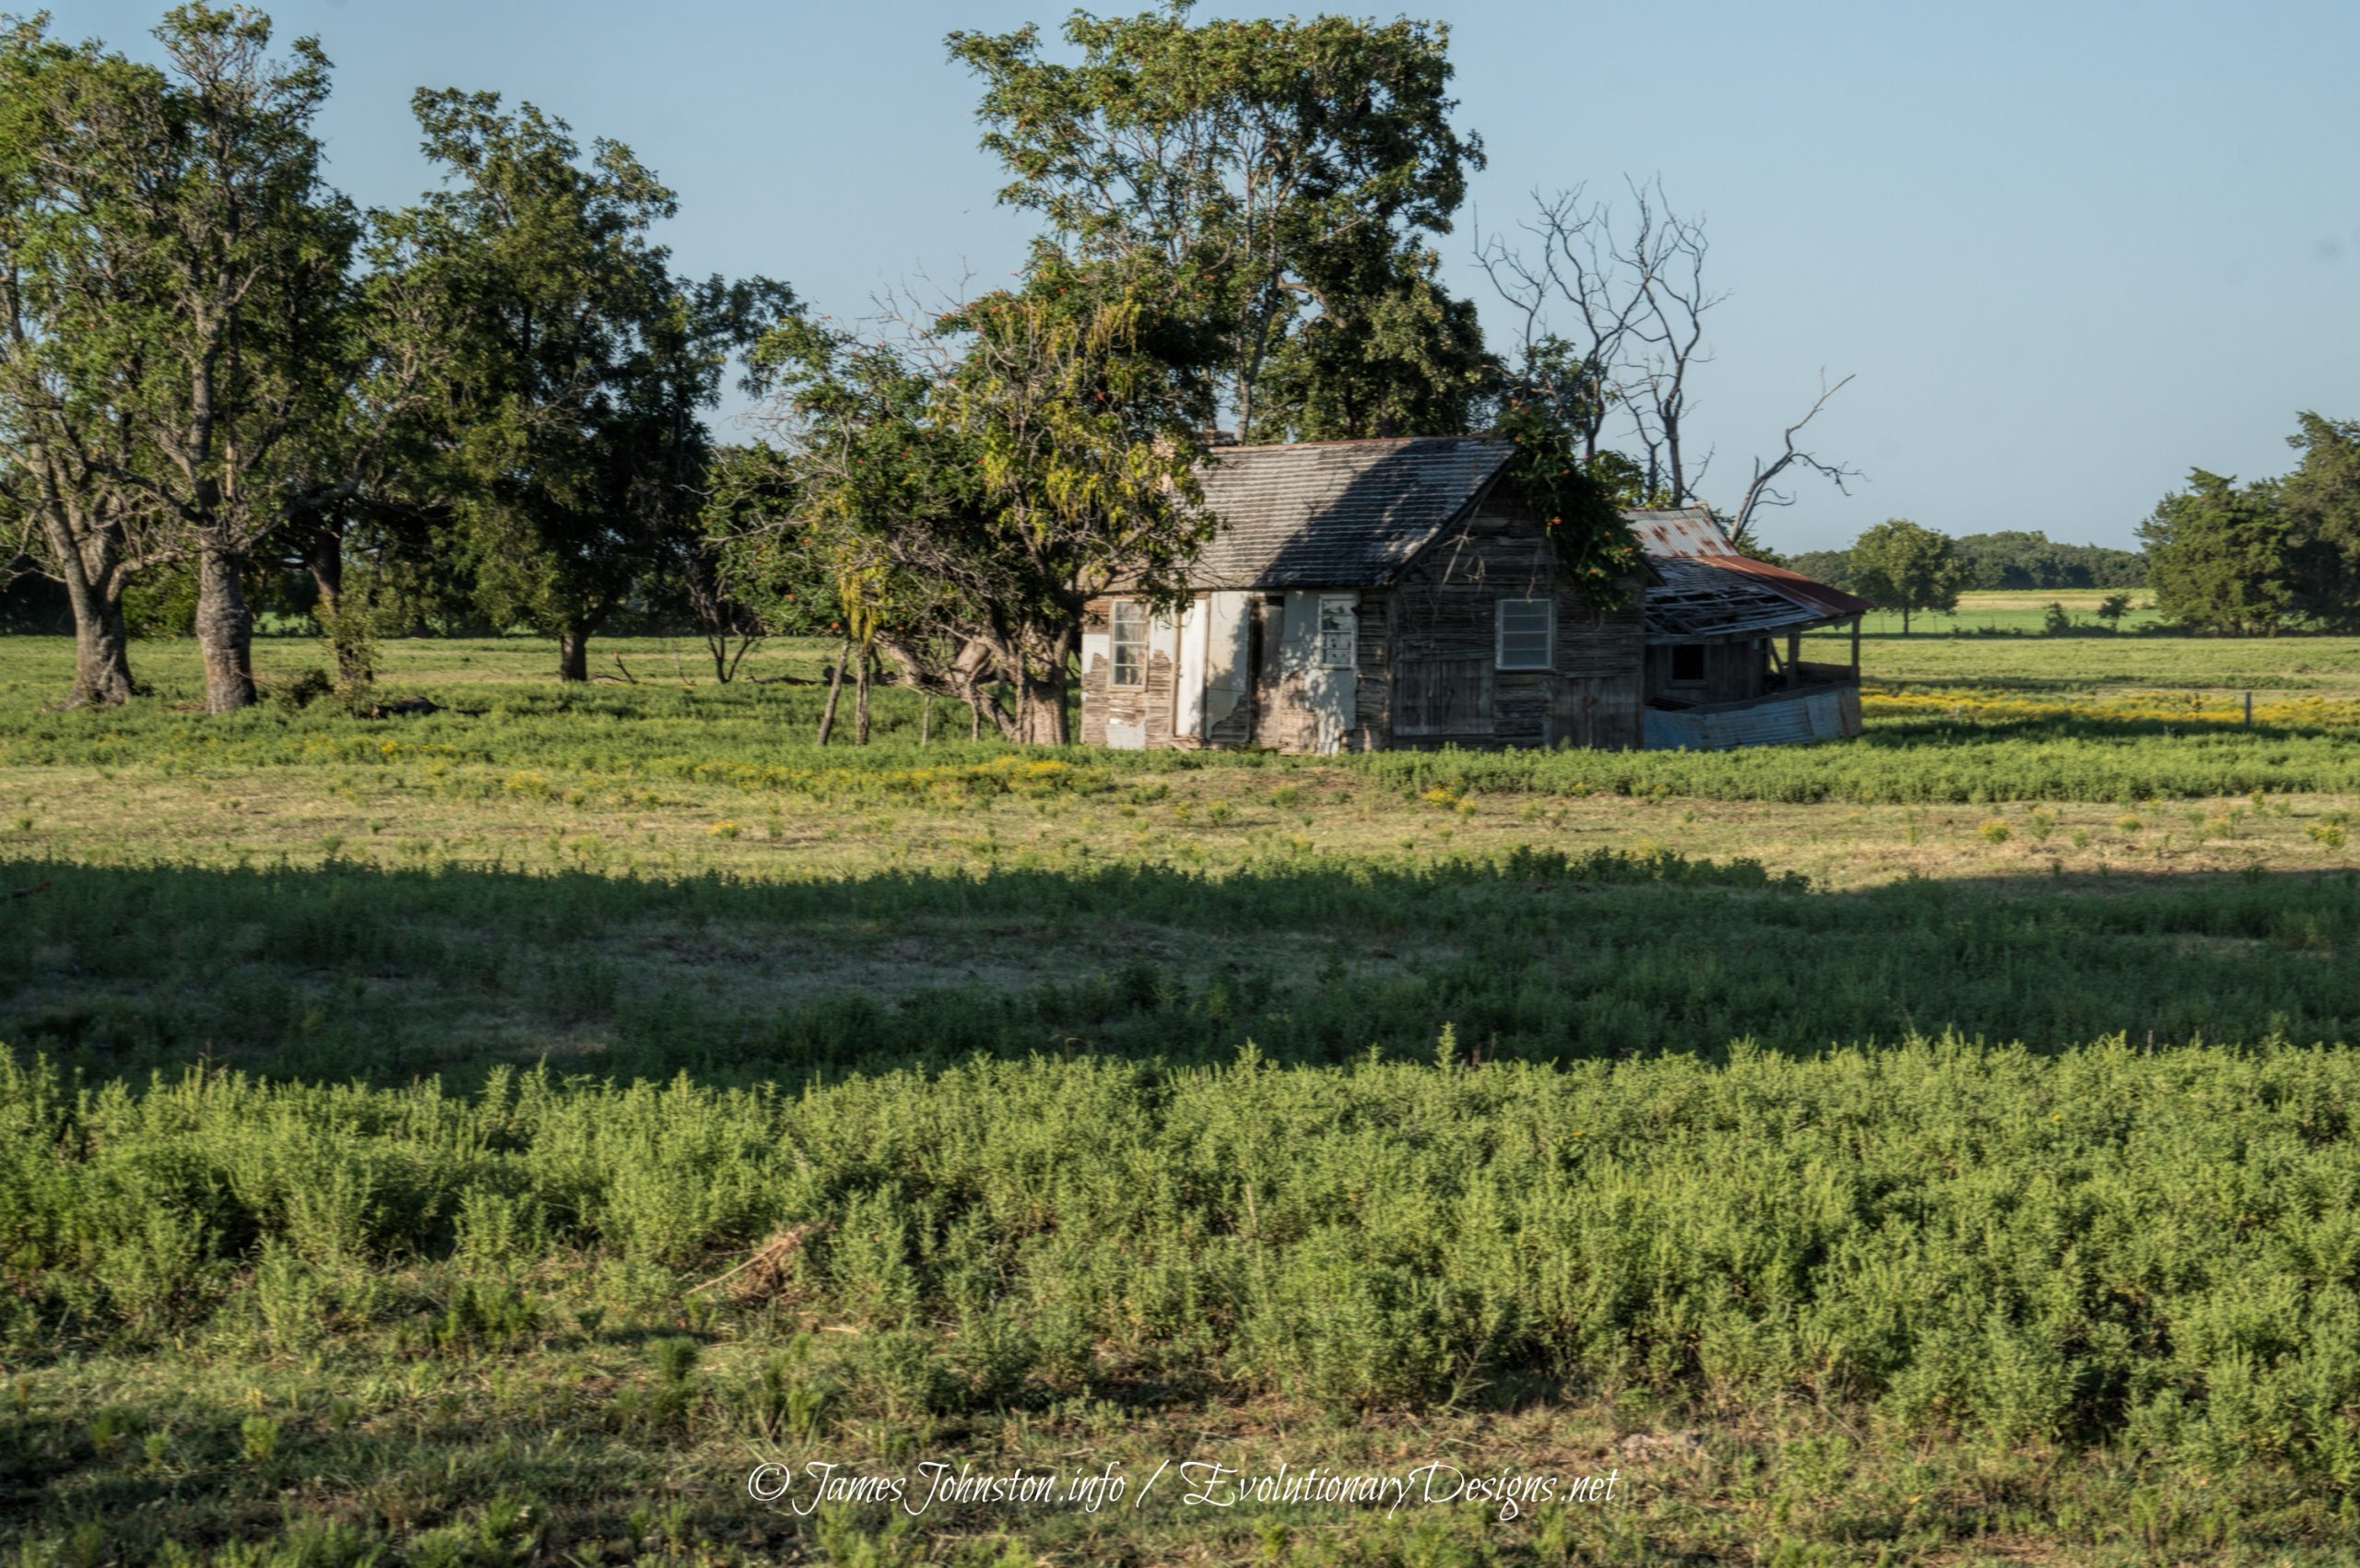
[
  {"x1": 1079, "y1": 596, "x2": 1178, "y2": 749},
  {"x1": 1080, "y1": 500, "x2": 1646, "y2": 753},
  {"x1": 1645, "y1": 636, "x2": 1769, "y2": 707},
  {"x1": 1381, "y1": 501, "x2": 1645, "y2": 751},
  {"x1": 1352, "y1": 588, "x2": 1391, "y2": 749}
]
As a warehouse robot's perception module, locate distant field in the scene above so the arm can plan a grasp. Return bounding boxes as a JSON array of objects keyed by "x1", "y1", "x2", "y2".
[
  {"x1": 6, "y1": 627, "x2": 2360, "y2": 1565},
  {"x1": 1844, "y1": 585, "x2": 2166, "y2": 638},
  {"x1": 1811, "y1": 627, "x2": 2360, "y2": 693}
]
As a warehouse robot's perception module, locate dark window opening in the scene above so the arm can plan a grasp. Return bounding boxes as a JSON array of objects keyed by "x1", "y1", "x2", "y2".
[{"x1": 1670, "y1": 643, "x2": 1706, "y2": 683}]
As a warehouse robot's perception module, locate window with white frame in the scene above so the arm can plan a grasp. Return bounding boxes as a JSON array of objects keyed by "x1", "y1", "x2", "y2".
[
  {"x1": 1316, "y1": 595, "x2": 1357, "y2": 668},
  {"x1": 1109, "y1": 600, "x2": 1147, "y2": 687},
  {"x1": 1494, "y1": 597, "x2": 1554, "y2": 670}
]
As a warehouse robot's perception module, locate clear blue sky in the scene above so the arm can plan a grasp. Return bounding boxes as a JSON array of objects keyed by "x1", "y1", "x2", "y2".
[{"x1": 74, "y1": 0, "x2": 2360, "y2": 552}]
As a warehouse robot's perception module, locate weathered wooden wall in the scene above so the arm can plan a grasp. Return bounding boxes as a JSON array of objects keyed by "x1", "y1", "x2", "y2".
[
  {"x1": 1380, "y1": 500, "x2": 1645, "y2": 751},
  {"x1": 1644, "y1": 637, "x2": 1769, "y2": 707},
  {"x1": 1079, "y1": 500, "x2": 1646, "y2": 753}
]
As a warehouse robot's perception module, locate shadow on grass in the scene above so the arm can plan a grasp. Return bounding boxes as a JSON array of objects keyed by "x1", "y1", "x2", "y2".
[{"x1": 5, "y1": 850, "x2": 2356, "y2": 1090}]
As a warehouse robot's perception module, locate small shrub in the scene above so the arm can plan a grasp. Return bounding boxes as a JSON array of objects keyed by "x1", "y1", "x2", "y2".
[
  {"x1": 1978, "y1": 819, "x2": 2012, "y2": 843},
  {"x1": 649, "y1": 1335, "x2": 701, "y2": 1385},
  {"x1": 239, "y1": 1414, "x2": 280, "y2": 1465},
  {"x1": 269, "y1": 668, "x2": 335, "y2": 711}
]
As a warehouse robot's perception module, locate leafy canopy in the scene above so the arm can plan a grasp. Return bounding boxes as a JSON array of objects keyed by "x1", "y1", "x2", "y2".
[
  {"x1": 949, "y1": 4, "x2": 1485, "y2": 441},
  {"x1": 1848, "y1": 518, "x2": 1965, "y2": 633}
]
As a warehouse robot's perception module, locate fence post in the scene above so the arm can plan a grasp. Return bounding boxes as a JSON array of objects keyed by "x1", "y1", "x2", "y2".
[{"x1": 2245, "y1": 690, "x2": 2253, "y2": 728}]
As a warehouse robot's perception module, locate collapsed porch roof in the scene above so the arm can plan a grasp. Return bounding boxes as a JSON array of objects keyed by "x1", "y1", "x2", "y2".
[{"x1": 1624, "y1": 507, "x2": 1872, "y2": 640}]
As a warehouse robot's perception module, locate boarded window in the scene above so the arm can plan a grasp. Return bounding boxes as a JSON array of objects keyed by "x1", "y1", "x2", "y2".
[
  {"x1": 1670, "y1": 643, "x2": 1705, "y2": 683},
  {"x1": 1495, "y1": 597, "x2": 1554, "y2": 670},
  {"x1": 1109, "y1": 600, "x2": 1147, "y2": 688},
  {"x1": 1317, "y1": 595, "x2": 1357, "y2": 668},
  {"x1": 1395, "y1": 657, "x2": 1493, "y2": 736}
]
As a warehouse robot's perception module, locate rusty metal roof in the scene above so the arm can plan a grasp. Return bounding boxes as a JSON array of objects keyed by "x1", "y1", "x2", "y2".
[
  {"x1": 1626, "y1": 505, "x2": 1738, "y2": 559},
  {"x1": 1625, "y1": 507, "x2": 1870, "y2": 638},
  {"x1": 1181, "y1": 437, "x2": 1517, "y2": 589}
]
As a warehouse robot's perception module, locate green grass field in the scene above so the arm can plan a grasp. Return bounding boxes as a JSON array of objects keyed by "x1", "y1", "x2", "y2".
[
  {"x1": 1841, "y1": 586, "x2": 2165, "y2": 638},
  {"x1": 6, "y1": 624, "x2": 2360, "y2": 1565}
]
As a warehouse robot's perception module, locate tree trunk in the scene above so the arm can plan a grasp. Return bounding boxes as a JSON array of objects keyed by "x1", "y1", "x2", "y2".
[
  {"x1": 1019, "y1": 628, "x2": 1080, "y2": 746},
  {"x1": 33, "y1": 502, "x2": 136, "y2": 703},
  {"x1": 65, "y1": 573, "x2": 136, "y2": 708},
  {"x1": 41, "y1": 510, "x2": 136, "y2": 707},
  {"x1": 306, "y1": 525, "x2": 372, "y2": 692},
  {"x1": 816, "y1": 636, "x2": 849, "y2": 745},
  {"x1": 1013, "y1": 643, "x2": 1070, "y2": 746},
  {"x1": 194, "y1": 545, "x2": 257, "y2": 713},
  {"x1": 920, "y1": 692, "x2": 933, "y2": 746},
  {"x1": 557, "y1": 626, "x2": 590, "y2": 682},
  {"x1": 853, "y1": 648, "x2": 873, "y2": 745}
]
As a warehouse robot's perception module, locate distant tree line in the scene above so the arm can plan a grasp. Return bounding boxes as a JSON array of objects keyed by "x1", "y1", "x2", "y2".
[
  {"x1": 1790, "y1": 530, "x2": 2147, "y2": 600},
  {"x1": 1779, "y1": 417, "x2": 2360, "y2": 638},
  {"x1": 0, "y1": 4, "x2": 1860, "y2": 726}
]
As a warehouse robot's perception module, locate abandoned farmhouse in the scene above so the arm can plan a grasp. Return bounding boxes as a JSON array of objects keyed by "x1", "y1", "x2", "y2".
[{"x1": 1079, "y1": 435, "x2": 1871, "y2": 754}]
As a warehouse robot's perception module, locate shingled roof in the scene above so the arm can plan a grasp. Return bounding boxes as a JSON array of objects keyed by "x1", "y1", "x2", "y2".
[
  {"x1": 1626, "y1": 507, "x2": 1871, "y2": 640},
  {"x1": 1183, "y1": 437, "x2": 1516, "y2": 589}
]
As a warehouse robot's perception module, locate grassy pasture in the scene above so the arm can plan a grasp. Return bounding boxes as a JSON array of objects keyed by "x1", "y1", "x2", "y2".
[
  {"x1": 5, "y1": 630, "x2": 2360, "y2": 1564},
  {"x1": 1842, "y1": 586, "x2": 2168, "y2": 638}
]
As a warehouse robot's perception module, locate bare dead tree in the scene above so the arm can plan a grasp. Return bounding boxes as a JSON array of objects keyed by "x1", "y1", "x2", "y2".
[
  {"x1": 1476, "y1": 176, "x2": 1858, "y2": 539},
  {"x1": 1620, "y1": 182, "x2": 1726, "y2": 506},
  {"x1": 1472, "y1": 183, "x2": 1658, "y2": 464},
  {"x1": 1726, "y1": 372, "x2": 1862, "y2": 551}
]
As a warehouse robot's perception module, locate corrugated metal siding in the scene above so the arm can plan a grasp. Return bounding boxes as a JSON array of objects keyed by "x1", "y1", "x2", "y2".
[{"x1": 1643, "y1": 686, "x2": 1863, "y2": 751}]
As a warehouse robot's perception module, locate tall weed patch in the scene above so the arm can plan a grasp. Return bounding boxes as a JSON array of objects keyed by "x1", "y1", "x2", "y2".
[{"x1": 10, "y1": 1038, "x2": 2360, "y2": 1478}]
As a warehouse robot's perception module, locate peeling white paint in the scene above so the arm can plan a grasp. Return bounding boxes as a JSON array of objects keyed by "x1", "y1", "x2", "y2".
[
  {"x1": 1175, "y1": 596, "x2": 1210, "y2": 740},
  {"x1": 1199, "y1": 591, "x2": 1252, "y2": 736},
  {"x1": 1281, "y1": 590, "x2": 1357, "y2": 753}
]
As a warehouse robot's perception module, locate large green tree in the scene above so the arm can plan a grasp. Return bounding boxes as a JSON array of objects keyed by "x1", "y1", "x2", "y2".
[
  {"x1": 949, "y1": 5, "x2": 1488, "y2": 441},
  {"x1": 403, "y1": 89, "x2": 789, "y2": 681},
  {"x1": 1, "y1": 6, "x2": 354, "y2": 711},
  {"x1": 734, "y1": 268, "x2": 1208, "y2": 744},
  {"x1": 1848, "y1": 517, "x2": 1965, "y2": 634},
  {"x1": 2278, "y1": 412, "x2": 2360, "y2": 631},
  {"x1": 2140, "y1": 469, "x2": 2299, "y2": 635},
  {"x1": 0, "y1": 18, "x2": 165, "y2": 706}
]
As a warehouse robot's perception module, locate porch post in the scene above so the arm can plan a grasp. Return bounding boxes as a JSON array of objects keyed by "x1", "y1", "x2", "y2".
[{"x1": 1849, "y1": 615, "x2": 1861, "y2": 678}]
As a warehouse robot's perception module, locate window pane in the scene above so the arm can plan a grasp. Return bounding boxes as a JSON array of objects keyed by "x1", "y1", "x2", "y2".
[
  {"x1": 1317, "y1": 595, "x2": 1356, "y2": 668},
  {"x1": 1496, "y1": 599, "x2": 1553, "y2": 670},
  {"x1": 1111, "y1": 601, "x2": 1146, "y2": 687}
]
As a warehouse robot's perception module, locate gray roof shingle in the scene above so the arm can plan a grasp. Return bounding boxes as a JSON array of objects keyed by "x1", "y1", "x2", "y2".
[{"x1": 1183, "y1": 437, "x2": 1516, "y2": 589}]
